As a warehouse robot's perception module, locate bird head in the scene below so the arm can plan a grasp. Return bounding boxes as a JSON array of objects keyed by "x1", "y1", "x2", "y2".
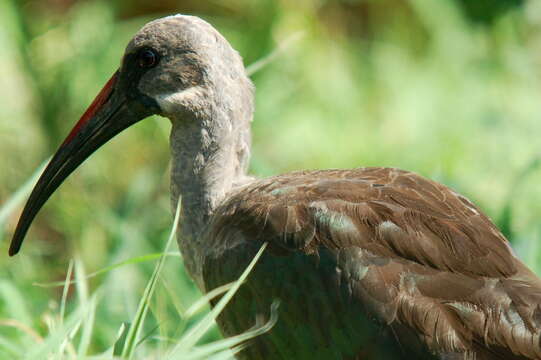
[{"x1": 9, "y1": 15, "x2": 253, "y2": 256}]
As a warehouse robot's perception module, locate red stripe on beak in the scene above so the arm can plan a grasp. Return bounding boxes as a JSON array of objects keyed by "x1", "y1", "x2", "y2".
[
  {"x1": 9, "y1": 67, "x2": 156, "y2": 256},
  {"x1": 63, "y1": 72, "x2": 118, "y2": 145}
]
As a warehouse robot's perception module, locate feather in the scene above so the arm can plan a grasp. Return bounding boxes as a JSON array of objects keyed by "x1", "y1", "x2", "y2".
[{"x1": 202, "y1": 167, "x2": 541, "y2": 359}]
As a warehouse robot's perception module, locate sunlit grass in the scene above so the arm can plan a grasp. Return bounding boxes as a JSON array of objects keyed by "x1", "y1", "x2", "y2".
[{"x1": 0, "y1": 192, "x2": 273, "y2": 359}]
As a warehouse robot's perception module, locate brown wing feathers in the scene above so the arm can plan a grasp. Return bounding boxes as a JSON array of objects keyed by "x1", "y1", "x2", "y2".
[{"x1": 204, "y1": 167, "x2": 541, "y2": 359}]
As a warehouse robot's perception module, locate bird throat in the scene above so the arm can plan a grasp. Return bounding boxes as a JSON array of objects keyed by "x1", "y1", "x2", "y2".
[{"x1": 169, "y1": 113, "x2": 252, "y2": 284}]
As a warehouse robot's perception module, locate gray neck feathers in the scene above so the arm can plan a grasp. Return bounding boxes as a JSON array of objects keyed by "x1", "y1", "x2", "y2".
[{"x1": 169, "y1": 75, "x2": 253, "y2": 283}]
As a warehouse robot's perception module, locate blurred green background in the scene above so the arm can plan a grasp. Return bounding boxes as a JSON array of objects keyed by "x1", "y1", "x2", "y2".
[{"x1": 1, "y1": 0, "x2": 541, "y2": 358}]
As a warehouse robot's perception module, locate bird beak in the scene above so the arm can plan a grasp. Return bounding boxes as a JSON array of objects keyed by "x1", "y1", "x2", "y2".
[{"x1": 9, "y1": 70, "x2": 145, "y2": 256}]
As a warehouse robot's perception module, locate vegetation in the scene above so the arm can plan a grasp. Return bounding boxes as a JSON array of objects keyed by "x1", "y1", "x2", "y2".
[{"x1": 1, "y1": 0, "x2": 541, "y2": 358}]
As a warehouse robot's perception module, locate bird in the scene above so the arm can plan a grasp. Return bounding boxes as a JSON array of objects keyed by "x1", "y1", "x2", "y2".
[{"x1": 8, "y1": 14, "x2": 541, "y2": 360}]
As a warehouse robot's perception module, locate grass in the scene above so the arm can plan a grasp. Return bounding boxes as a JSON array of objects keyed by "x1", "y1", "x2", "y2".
[
  {"x1": 1, "y1": 188, "x2": 273, "y2": 359},
  {"x1": 1, "y1": 0, "x2": 541, "y2": 358}
]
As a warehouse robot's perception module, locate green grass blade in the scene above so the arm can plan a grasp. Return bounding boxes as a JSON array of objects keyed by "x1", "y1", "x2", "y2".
[
  {"x1": 59, "y1": 259, "x2": 74, "y2": 326},
  {"x1": 120, "y1": 198, "x2": 182, "y2": 359},
  {"x1": 246, "y1": 32, "x2": 304, "y2": 76},
  {"x1": 183, "y1": 282, "x2": 236, "y2": 318},
  {"x1": 74, "y1": 257, "x2": 96, "y2": 357},
  {"x1": 203, "y1": 345, "x2": 246, "y2": 360},
  {"x1": 113, "y1": 322, "x2": 130, "y2": 357},
  {"x1": 0, "y1": 281, "x2": 33, "y2": 327},
  {"x1": 179, "y1": 300, "x2": 279, "y2": 360},
  {"x1": 33, "y1": 252, "x2": 181, "y2": 288},
  {"x1": 77, "y1": 295, "x2": 97, "y2": 357},
  {"x1": 0, "y1": 157, "x2": 50, "y2": 238},
  {"x1": 23, "y1": 295, "x2": 97, "y2": 359},
  {"x1": 168, "y1": 242, "x2": 268, "y2": 357}
]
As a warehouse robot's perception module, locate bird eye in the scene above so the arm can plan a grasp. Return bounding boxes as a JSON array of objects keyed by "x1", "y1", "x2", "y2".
[{"x1": 138, "y1": 49, "x2": 158, "y2": 68}]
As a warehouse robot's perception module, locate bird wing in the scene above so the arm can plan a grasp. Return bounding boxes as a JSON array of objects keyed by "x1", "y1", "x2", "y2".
[{"x1": 202, "y1": 167, "x2": 541, "y2": 359}]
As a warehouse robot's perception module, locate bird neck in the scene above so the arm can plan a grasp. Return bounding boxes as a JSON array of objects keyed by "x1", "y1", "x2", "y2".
[{"x1": 169, "y1": 109, "x2": 252, "y2": 283}]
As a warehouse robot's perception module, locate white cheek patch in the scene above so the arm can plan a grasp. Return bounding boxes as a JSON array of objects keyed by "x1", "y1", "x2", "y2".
[{"x1": 155, "y1": 86, "x2": 204, "y2": 115}]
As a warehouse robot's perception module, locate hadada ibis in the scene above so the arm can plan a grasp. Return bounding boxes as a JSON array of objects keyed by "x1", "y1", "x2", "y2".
[{"x1": 9, "y1": 15, "x2": 541, "y2": 360}]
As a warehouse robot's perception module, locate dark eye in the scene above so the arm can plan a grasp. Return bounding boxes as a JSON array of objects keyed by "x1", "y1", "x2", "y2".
[{"x1": 138, "y1": 49, "x2": 158, "y2": 68}]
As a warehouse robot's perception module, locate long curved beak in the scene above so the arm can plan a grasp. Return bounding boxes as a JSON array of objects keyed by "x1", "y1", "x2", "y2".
[{"x1": 9, "y1": 71, "x2": 143, "y2": 256}]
